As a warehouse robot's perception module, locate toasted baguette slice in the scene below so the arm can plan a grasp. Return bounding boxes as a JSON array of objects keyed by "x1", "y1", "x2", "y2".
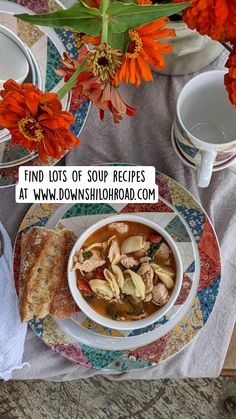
[{"x1": 19, "y1": 226, "x2": 76, "y2": 322}]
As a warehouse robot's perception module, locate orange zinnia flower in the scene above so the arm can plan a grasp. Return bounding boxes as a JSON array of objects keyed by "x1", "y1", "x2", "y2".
[
  {"x1": 74, "y1": 32, "x2": 101, "y2": 48},
  {"x1": 56, "y1": 45, "x2": 135, "y2": 122},
  {"x1": 0, "y1": 80, "x2": 80, "y2": 163},
  {"x1": 55, "y1": 49, "x2": 90, "y2": 111},
  {"x1": 115, "y1": 18, "x2": 175, "y2": 86},
  {"x1": 71, "y1": 71, "x2": 136, "y2": 123},
  {"x1": 137, "y1": 0, "x2": 152, "y2": 4},
  {"x1": 174, "y1": 0, "x2": 236, "y2": 41},
  {"x1": 224, "y1": 44, "x2": 236, "y2": 106},
  {"x1": 73, "y1": 0, "x2": 101, "y2": 47},
  {"x1": 89, "y1": 81, "x2": 137, "y2": 123}
]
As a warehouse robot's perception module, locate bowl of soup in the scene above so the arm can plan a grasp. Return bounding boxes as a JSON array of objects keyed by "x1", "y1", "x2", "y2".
[{"x1": 68, "y1": 215, "x2": 183, "y2": 330}]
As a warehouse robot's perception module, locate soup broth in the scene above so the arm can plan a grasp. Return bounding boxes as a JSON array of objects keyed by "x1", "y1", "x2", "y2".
[{"x1": 73, "y1": 221, "x2": 176, "y2": 322}]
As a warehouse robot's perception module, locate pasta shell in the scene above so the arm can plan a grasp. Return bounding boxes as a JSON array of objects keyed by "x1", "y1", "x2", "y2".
[
  {"x1": 104, "y1": 268, "x2": 120, "y2": 297},
  {"x1": 124, "y1": 269, "x2": 146, "y2": 300},
  {"x1": 121, "y1": 235, "x2": 145, "y2": 254},
  {"x1": 89, "y1": 279, "x2": 113, "y2": 299},
  {"x1": 150, "y1": 263, "x2": 159, "y2": 273},
  {"x1": 107, "y1": 235, "x2": 116, "y2": 244},
  {"x1": 122, "y1": 278, "x2": 136, "y2": 297},
  {"x1": 112, "y1": 264, "x2": 124, "y2": 288},
  {"x1": 151, "y1": 264, "x2": 175, "y2": 289},
  {"x1": 85, "y1": 243, "x2": 103, "y2": 251},
  {"x1": 108, "y1": 239, "x2": 121, "y2": 265}
]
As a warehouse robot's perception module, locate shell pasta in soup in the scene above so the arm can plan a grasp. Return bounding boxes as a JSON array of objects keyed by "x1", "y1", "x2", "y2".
[{"x1": 72, "y1": 221, "x2": 176, "y2": 321}]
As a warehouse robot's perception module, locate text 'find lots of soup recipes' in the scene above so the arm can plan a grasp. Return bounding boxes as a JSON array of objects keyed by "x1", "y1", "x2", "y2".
[{"x1": 16, "y1": 166, "x2": 159, "y2": 204}]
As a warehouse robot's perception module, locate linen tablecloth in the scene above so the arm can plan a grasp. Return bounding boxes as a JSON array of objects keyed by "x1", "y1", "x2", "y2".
[{"x1": 0, "y1": 26, "x2": 235, "y2": 378}]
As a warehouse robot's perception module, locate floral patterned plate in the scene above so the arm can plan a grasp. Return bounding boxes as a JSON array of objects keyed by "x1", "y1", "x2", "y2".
[
  {"x1": 13, "y1": 168, "x2": 221, "y2": 371},
  {"x1": 0, "y1": 0, "x2": 90, "y2": 187}
]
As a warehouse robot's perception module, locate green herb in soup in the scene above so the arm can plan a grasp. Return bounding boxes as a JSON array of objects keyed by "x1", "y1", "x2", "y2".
[{"x1": 72, "y1": 221, "x2": 176, "y2": 321}]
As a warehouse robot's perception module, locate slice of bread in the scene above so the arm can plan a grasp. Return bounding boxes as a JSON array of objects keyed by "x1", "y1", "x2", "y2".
[{"x1": 19, "y1": 226, "x2": 77, "y2": 322}]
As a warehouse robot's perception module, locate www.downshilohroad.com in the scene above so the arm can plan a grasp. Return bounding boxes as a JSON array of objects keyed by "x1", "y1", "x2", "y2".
[{"x1": 30, "y1": 187, "x2": 157, "y2": 202}]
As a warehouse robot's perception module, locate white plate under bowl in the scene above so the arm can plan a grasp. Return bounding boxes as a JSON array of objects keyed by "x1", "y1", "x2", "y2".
[{"x1": 45, "y1": 201, "x2": 200, "y2": 350}]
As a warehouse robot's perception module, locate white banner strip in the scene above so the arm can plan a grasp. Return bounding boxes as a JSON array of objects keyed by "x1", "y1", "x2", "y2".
[{"x1": 15, "y1": 166, "x2": 159, "y2": 204}]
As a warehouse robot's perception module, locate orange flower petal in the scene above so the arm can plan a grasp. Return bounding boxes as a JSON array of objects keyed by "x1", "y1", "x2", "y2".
[
  {"x1": 138, "y1": 18, "x2": 169, "y2": 36},
  {"x1": 83, "y1": 34, "x2": 101, "y2": 46},
  {"x1": 116, "y1": 17, "x2": 173, "y2": 85},
  {"x1": 174, "y1": 0, "x2": 236, "y2": 41},
  {"x1": 25, "y1": 91, "x2": 40, "y2": 116},
  {"x1": 137, "y1": 55, "x2": 153, "y2": 82}
]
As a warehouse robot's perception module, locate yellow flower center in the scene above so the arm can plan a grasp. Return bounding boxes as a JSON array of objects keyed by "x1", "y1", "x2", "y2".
[
  {"x1": 87, "y1": 44, "x2": 123, "y2": 82},
  {"x1": 74, "y1": 32, "x2": 86, "y2": 49},
  {"x1": 18, "y1": 117, "x2": 44, "y2": 142},
  {"x1": 126, "y1": 30, "x2": 143, "y2": 58}
]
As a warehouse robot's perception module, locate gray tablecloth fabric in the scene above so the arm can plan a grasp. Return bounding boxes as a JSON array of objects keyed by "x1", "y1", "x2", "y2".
[{"x1": 0, "y1": 35, "x2": 236, "y2": 379}]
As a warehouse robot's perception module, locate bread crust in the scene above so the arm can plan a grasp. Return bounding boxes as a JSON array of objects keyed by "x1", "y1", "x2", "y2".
[{"x1": 19, "y1": 226, "x2": 76, "y2": 322}]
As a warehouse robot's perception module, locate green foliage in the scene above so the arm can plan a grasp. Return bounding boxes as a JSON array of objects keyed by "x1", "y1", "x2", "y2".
[
  {"x1": 15, "y1": 3, "x2": 102, "y2": 36},
  {"x1": 108, "y1": 30, "x2": 130, "y2": 52},
  {"x1": 107, "y1": 2, "x2": 188, "y2": 33},
  {"x1": 15, "y1": 1, "x2": 189, "y2": 39}
]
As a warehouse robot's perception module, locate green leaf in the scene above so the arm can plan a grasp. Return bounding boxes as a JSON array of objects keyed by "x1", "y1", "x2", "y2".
[
  {"x1": 119, "y1": 0, "x2": 136, "y2": 4},
  {"x1": 107, "y1": 2, "x2": 189, "y2": 33},
  {"x1": 147, "y1": 240, "x2": 163, "y2": 259},
  {"x1": 15, "y1": 3, "x2": 102, "y2": 36},
  {"x1": 83, "y1": 251, "x2": 93, "y2": 260},
  {"x1": 108, "y1": 30, "x2": 130, "y2": 52},
  {"x1": 15, "y1": 1, "x2": 189, "y2": 43}
]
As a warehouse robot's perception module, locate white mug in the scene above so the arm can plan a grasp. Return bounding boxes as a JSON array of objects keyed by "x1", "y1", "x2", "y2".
[{"x1": 175, "y1": 70, "x2": 236, "y2": 187}]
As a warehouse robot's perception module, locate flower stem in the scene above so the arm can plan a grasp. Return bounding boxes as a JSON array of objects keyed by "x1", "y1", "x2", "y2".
[
  {"x1": 221, "y1": 41, "x2": 233, "y2": 53},
  {"x1": 57, "y1": 60, "x2": 87, "y2": 100},
  {"x1": 101, "y1": 0, "x2": 109, "y2": 44}
]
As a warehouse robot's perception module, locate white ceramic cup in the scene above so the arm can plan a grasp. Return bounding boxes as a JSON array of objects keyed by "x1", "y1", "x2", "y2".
[
  {"x1": 175, "y1": 70, "x2": 236, "y2": 187},
  {"x1": 0, "y1": 29, "x2": 29, "y2": 89}
]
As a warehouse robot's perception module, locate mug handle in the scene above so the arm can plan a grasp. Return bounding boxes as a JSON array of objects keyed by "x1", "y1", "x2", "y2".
[{"x1": 197, "y1": 150, "x2": 217, "y2": 188}]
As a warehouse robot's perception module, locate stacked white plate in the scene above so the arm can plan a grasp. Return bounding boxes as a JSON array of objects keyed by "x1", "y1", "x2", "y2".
[{"x1": 0, "y1": 25, "x2": 42, "y2": 167}]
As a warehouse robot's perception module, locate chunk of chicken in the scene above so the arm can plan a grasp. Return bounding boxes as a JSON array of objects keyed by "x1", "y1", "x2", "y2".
[
  {"x1": 73, "y1": 250, "x2": 105, "y2": 273},
  {"x1": 152, "y1": 283, "x2": 169, "y2": 306},
  {"x1": 120, "y1": 255, "x2": 139, "y2": 269},
  {"x1": 137, "y1": 262, "x2": 154, "y2": 294},
  {"x1": 73, "y1": 255, "x2": 79, "y2": 264},
  {"x1": 139, "y1": 256, "x2": 151, "y2": 264},
  {"x1": 74, "y1": 249, "x2": 87, "y2": 264},
  {"x1": 155, "y1": 242, "x2": 171, "y2": 265},
  {"x1": 108, "y1": 222, "x2": 129, "y2": 234},
  {"x1": 133, "y1": 250, "x2": 146, "y2": 258},
  {"x1": 144, "y1": 292, "x2": 152, "y2": 303}
]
